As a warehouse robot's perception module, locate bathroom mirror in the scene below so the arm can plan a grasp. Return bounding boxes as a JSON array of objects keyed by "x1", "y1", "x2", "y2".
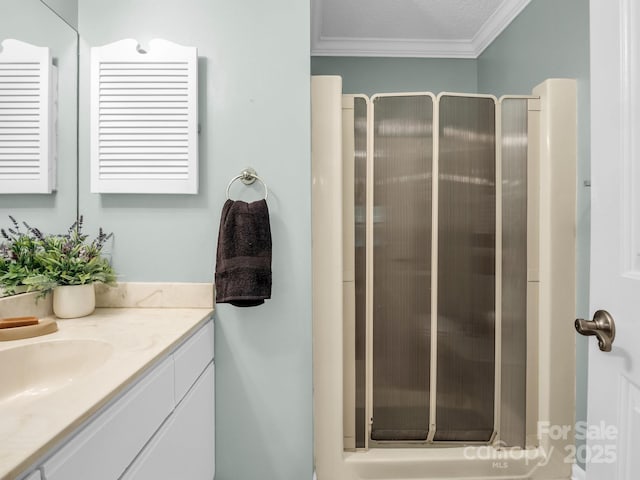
[
  {"x1": 0, "y1": 0, "x2": 78, "y2": 293},
  {"x1": 40, "y1": 0, "x2": 78, "y2": 30}
]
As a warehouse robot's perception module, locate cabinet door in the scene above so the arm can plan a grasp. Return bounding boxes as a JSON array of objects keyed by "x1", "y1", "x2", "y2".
[
  {"x1": 123, "y1": 363, "x2": 215, "y2": 480},
  {"x1": 174, "y1": 320, "x2": 214, "y2": 403},
  {"x1": 43, "y1": 360, "x2": 174, "y2": 480}
]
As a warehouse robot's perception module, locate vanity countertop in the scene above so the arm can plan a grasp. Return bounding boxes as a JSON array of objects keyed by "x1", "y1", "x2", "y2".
[{"x1": 0, "y1": 306, "x2": 213, "y2": 480}]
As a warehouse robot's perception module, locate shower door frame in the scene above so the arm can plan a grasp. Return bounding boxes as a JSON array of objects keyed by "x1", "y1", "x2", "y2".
[{"x1": 363, "y1": 92, "x2": 502, "y2": 448}]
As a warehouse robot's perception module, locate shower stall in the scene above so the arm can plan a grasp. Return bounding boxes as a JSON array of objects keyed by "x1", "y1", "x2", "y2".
[{"x1": 312, "y1": 76, "x2": 577, "y2": 479}]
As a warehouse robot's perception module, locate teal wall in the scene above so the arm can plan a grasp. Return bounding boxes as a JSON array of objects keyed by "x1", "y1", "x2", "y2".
[
  {"x1": 77, "y1": 1, "x2": 312, "y2": 479},
  {"x1": 477, "y1": 0, "x2": 590, "y2": 468},
  {"x1": 311, "y1": 56, "x2": 477, "y2": 95}
]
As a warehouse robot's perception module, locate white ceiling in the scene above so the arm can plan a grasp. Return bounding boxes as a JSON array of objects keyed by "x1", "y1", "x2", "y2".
[{"x1": 311, "y1": 0, "x2": 532, "y2": 58}]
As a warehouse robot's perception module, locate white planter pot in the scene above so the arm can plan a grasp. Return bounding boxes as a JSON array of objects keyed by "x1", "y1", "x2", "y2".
[{"x1": 53, "y1": 284, "x2": 96, "y2": 319}]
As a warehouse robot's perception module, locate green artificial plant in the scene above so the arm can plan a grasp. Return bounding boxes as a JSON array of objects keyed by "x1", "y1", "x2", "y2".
[{"x1": 0, "y1": 216, "x2": 116, "y2": 296}]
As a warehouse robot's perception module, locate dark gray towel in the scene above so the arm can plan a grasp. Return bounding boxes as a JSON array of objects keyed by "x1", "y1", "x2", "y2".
[{"x1": 215, "y1": 199, "x2": 272, "y2": 307}]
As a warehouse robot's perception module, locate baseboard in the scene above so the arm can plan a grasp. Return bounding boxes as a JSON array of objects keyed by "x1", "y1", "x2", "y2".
[{"x1": 572, "y1": 463, "x2": 586, "y2": 480}]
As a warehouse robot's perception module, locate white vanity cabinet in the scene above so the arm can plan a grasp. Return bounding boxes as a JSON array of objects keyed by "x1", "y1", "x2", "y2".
[
  {"x1": 122, "y1": 364, "x2": 215, "y2": 480},
  {"x1": 31, "y1": 317, "x2": 214, "y2": 480}
]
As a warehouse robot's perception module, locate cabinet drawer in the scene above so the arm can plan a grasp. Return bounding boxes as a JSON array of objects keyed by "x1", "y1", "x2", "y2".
[
  {"x1": 122, "y1": 363, "x2": 215, "y2": 480},
  {"x1": 43, "y1": 359, "x2": 174, "y2": 480},
  {"x1": 174, "y1": 319, "x2": 214, "y2": 403}
]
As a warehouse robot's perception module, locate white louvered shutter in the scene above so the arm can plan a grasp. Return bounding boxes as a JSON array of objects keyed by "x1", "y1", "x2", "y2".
[
  {"x1": 91, "y1": 39, "x2": 198, "y2": 194},
  {"x1": 0, "y1": 39, "x2": 57, "y2": 194}
]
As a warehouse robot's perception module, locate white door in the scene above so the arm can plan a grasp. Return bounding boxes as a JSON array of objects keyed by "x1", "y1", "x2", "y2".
[{"x1": 587, "y1": 0, "x2": 640, "y2": 478}]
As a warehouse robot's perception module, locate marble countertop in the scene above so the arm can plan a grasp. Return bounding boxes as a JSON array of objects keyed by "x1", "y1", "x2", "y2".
[{"x1": 0, "y1": 303, "x2": 213, "y2": 480}]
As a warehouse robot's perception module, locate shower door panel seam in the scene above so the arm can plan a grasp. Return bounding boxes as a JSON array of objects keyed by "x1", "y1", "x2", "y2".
[
  {"x1": 428, "y1": 94, "x2": 439, "y2": 444},
  {"x1": 495, "y1": 99, "x2": 503, "y2": 444},
  {"x1": 365, "y1": 94, "x2": 374, "y2": 450}
]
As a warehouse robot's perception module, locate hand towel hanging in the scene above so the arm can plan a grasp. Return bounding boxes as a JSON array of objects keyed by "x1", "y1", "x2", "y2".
[{"x1": 215, "y1": 199, "x2": 272, "y2": 307}]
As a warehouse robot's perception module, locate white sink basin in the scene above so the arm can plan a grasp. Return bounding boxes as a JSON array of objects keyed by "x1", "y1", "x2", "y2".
[{"x1": 0, "y1": 339, "x2": 114, "y2": 406}]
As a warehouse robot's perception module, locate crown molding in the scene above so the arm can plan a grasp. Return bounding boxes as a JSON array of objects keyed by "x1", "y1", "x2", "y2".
[
  {"x1": 472, "y1": 0, "x2": 532, "y2": 56},
  {"x1": 311, "y1": 37, "x2": 478, "y2": 59},
  {"x1": 311, "y1": 0, "x2": 532, "y2": 59}
]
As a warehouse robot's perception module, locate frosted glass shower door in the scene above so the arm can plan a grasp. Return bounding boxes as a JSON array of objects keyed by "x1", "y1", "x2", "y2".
[
  {"x1": 370, "y1": 94, "x2": 434, "y2": 442},
  {"x1": 352, "y1": 91, "x2": 531, "y2": 447},
  {"x1": 499, "y1": 97, "x2": 529, "y2": 448},
  {"x1": 353, "y1": 96, "x2": 368, "y2": 449},
  {"x1": 367, "y1": 93, "x2": 502, "y2": 445},
  {"x1": 435, "y1": 94, "x2": 497, "y2": 442}
]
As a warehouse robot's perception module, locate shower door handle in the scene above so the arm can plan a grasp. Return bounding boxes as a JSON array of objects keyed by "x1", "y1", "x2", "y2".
[{"x1": 575, "y1": 310, "x2": 616, "y2": 352}]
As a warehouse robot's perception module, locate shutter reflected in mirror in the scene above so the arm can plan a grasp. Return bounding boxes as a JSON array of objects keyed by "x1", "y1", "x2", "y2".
[
  {"x1": 0, "y1": 39, "x2": 57, "y2": 194},
  {"x1": 90, "y1": 39, "x2": 198, "y2": 194}
]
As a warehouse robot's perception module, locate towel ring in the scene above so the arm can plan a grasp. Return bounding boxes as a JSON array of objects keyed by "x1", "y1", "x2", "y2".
[{"x1": 226, "y1": 168, "x2": 269, "y2": 200}]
